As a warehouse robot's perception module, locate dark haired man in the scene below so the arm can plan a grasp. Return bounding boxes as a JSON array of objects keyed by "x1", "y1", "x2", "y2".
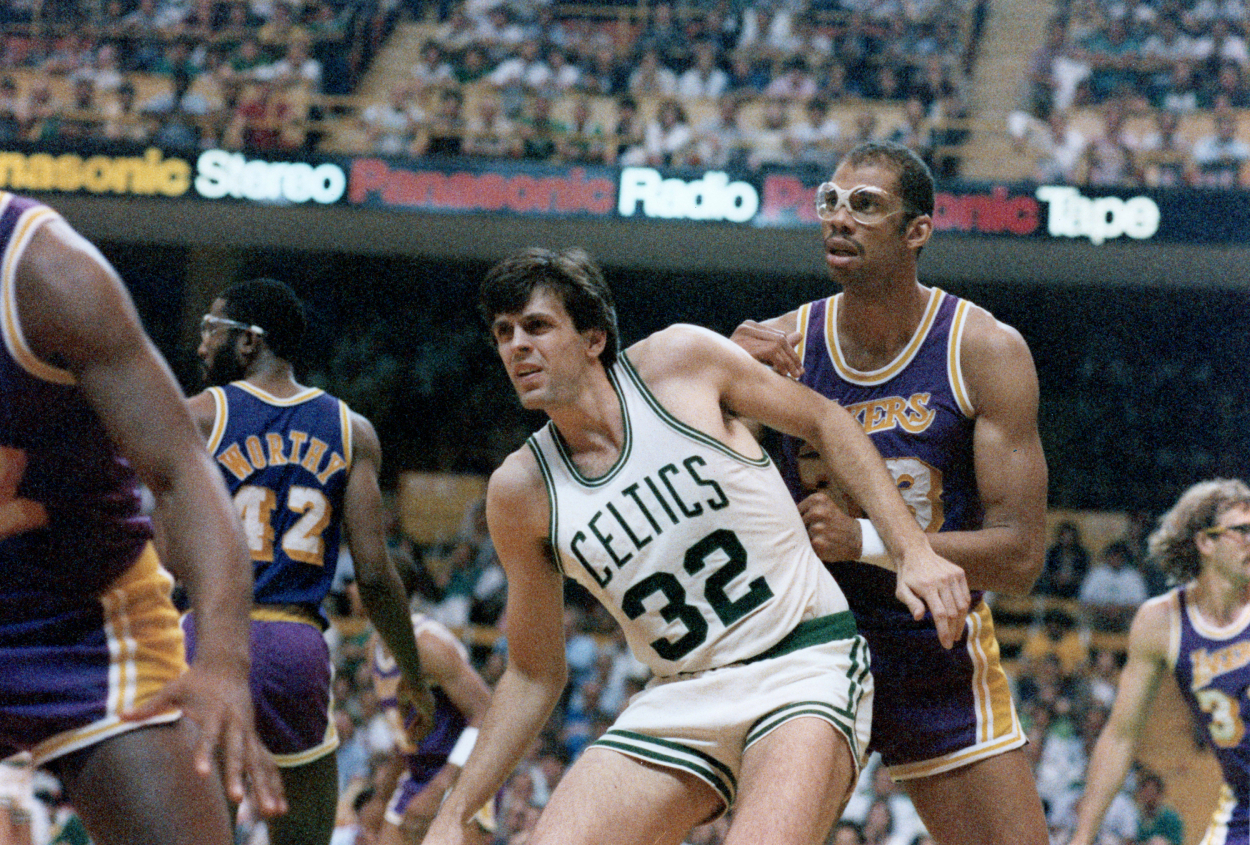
[
  {"x1": 424, "y1": 247, "x2": 967, "y2": 845},
  {"x1": 188, "y1": 278, "x2": 433, "y2": 845},
  {"x1": 733, "y1": 140, "x2": 1050, "y2": 845}
]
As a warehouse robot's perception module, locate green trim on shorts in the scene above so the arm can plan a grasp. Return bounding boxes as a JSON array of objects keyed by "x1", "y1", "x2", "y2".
[
  {"x1": 593, "y1": 728, "x2": 738, "y2": 805},
  {"x1": 744, "y1": 611, "x2": 857, "y2": 664}
]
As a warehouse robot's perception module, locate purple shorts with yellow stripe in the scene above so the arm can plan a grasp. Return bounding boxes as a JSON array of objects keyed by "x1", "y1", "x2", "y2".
[
  {"x1": 863, "y1": 602, "x2": 1025, "y2": 780},
  {"x1": 183, "y1": 608, "x2": 337, "y2": 767},
  {"x1": 0, "y1": 545, "x2": 186, "y2": 765}
]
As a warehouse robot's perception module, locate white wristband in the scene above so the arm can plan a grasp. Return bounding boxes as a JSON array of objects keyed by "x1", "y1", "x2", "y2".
[
  {"x1": 857, "y1": 518, "x2": 887, "y2": 559},
  {"x1": 447, "y1": 726, "x2": 478, "y2": 767}
]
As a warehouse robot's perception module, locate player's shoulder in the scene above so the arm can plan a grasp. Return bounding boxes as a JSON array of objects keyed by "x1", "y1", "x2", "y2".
[
  {"x1": 1127, "y1": 590, "x2": 1179, "y2": 658},
  {"x1": 486, "y1": 445, "x2": 551, "y2": 543},
  {"x1": 951, "y1": 295, "x2": 1029, "y2": 355},
  {"x1": 489, "y1": 444, "x2": 546, "y2": 503},
  {"x1": 628, "y1": 323, "x2": 746, "y2": 376}
]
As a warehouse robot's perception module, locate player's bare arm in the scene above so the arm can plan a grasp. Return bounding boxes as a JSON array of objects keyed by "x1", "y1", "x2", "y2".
[
  {"x1": 1066, "y1": 597, "x2": 1170, "y2": 845},
  {"x1": 632, "y1": 324, "x2": 970, "y2": 648},
  {"x1": 15, "y1": 218, "x2": 285, "y2": 816},
  {"x1": 729, "y1": 310, "x2": 804, "y2": 379},
  {"x1": 928, "y1": 307, "x2": 1048, "y2": 595},
  {"x1": 345, "y1": 410, "x2": 435, "y2": 740},
  {"x1": 415, "y1": 628, "x2": 492, "y2": 726},
  {"x1": 425, "y1": 450, "x2": 568, "y2": 845}
]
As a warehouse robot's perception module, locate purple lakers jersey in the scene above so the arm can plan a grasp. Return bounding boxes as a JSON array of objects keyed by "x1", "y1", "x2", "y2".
[
  {"x1": 373, "y1": 615, "x2": 468, "y2": 786},
  {"x1": 0, "y1": 193, "x2": 152, "y2": 627},
  {"x1": 1171, "y1": 587, "x2": 1250, "y2": 841},
  {"x1": 780, "y1": 288, "x2": 983, "y2": 629},
  {"x1": 205, "y1": 382, "x2": 351, "y2": 616}
]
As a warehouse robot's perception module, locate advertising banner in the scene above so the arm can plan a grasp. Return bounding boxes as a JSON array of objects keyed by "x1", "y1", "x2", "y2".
[{"x1": 1, "y1": 141, "x2": 1247, "y2": 247}]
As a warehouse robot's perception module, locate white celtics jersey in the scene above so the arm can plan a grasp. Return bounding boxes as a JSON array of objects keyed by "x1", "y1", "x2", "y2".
[{"x1": 527, "y1": 353, "x2": 850, "y2": 678}]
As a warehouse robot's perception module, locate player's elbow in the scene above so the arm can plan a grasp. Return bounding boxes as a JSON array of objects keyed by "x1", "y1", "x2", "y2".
[{"x1": 1003, "y1": 539, "x2": 1046, "y2": 596}]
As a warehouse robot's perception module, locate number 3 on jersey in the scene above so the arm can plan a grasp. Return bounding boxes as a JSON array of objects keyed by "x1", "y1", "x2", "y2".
[
  {"x1": 234, "y1": 483, "x2": 331, "y2": 565},
  {"x1": 622, "y1": 528, "x2": 774, "y2": 662}
]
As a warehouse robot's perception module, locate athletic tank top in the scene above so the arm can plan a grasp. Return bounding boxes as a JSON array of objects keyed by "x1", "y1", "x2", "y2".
[
  {"x1": 205, "y1": 382, "x2": 351, "y2": 616},
  {"x1": 780, "y1": 288, "x2": 983, "y2": 629},
  {"x1": 373, "y1": 614, "x2": 469, "y2": 782},
  {"x1": 527, "y1": 353, "x2": 847, "y2": 678},
  {"x1": 0, "y1": 192, "x2": 152, "y2": 621},
  {"x1": 1170, "y1": 587, "x2": 1250, "y2": 817}
]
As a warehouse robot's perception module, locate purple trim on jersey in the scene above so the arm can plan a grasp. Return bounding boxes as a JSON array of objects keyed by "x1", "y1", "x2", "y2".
[
  {"x1": 0, "y1": 192, "x2": 151, "y2": 616},
  {"x1": 779, "y1": 292, "x2": 982, "y2": 629},
  {"x1": 184, "y1": 615, "x2": 332, "y2": 756},
  {"x1": 1173, "y1": 588, "x2": 1250, "y2": 832}
]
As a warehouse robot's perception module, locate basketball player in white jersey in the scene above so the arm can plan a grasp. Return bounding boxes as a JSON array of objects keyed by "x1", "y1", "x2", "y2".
[{"x1": 422, "y1": 247, "x2": 967, "y2": 845}]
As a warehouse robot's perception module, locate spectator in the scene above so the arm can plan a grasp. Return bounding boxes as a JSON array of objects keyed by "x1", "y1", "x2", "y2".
[
  {"x1": 452, "y1": 45, "x2": 492, "y2": 85},
  {"x1": 416, "y1": 86, "x2": 466, "y2": 157},
  {"x1": 786, "y1": 95, "x2": 842, "y2": 167},
  {"x1": 641, "y1": 97, "x2": 693, "y2": 167},
  {"x1": 1206, "y1": 60, "x2": 1250, "y2": 108},
  {"x1": 676, "y1": 40, "x2": 729, "y2": 100},
  {"x1": 580, "y1": 42, "x2": 630, "y2": 98},
  {"x1": 1076, "y1": 16, "x2": 1143, "y2": 102},
  {"x1": 1021, "y1": 607, "x2": 1090, "y2": 677},
  {"x1": 223, "y1": 78, "x2": 301, "y2": 152},
  {"x1": 517, "y1": 93, "x2": 567, "y2": 162},
  {"x1": 559, "y1": 96, "x2": 607, "y2": 164},
  {"x1": 1134, "y1": 769, "x2": 1184, "y2": 845},
  {"x1": 1038, "y1": 520, "x2": 1091, "y2": 599},
  {"x1": 1132, "y1": 108, "x2": 1193, "y2": 186},
  {"x1": 1082, "y1": 98, "x2": 1139, "y2": 185},
  {"x1": 886, "y1": 96, "x2": 934, "y2": 163},
  {"x1": 1190, "y1": 108, "x2": 1250, "y2": 186},
  {"x1": 411, "y1": 40, "x2": 455, "y2": 91},
  {"x1": 540, "y1": 47, "x2": 581, "y2": 96},
  {"x1": 1156, "y1": 58, "x2": 1203, "y2": 112},
  {"x1": 746, "y1": 96, "x2": 794, "y2": 168},
  {"x1": 0, "y1": 77, "x2": 22, "y2": 143},
  {"x1": 764, "y1": 55, "x2": 818, "y2": 101},
  {"x1": 1031, "y1": 109, "x2": 1090, "y2": 183},
  {"x1": 1079, "y1": 540, "x2": 1149, "y2": 631},
  {"x1": 609, "y1": 94, "x2": 646, "y2": 166},
  {"x1": 256, "y1": 36, "x2": 323, "y2": 91},
  {"x1": 462, "y1": 92, "x2": 521, "y2": 158},
  {"x1": 627, "y1": 47, "x2": 678, "y2": 97},
  {"x1": 691, "y1": 93, "x2": 750, "y2": 168},
  {"x1": 359, "y1": 83, "x2": 425, "y2": 155}
]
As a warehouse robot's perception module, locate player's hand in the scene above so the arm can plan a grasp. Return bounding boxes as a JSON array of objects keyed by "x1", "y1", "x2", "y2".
[
  {"x1": 798, "y1": 492, "x2": 861, "y2": 561},
  {"x1": 397, "y1": 676, "x2": 437, "y2": 746},
  {"x1": 894, "y1": 548, "x2": 970, "y2": 650},
  {"x1": 122, "y1": 661, "x2": 286, "y2": 817},
  {"x1": 730, "y1": 320, "x2": 804, "y2": 379},
  {"x1": 420, "y1": 810, "x2": 478, "y2": 845}
]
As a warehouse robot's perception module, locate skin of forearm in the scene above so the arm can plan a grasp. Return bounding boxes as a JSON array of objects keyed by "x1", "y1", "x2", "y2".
[
  {"x1": 438, "y1": 665, "x2": 565, "y2": 826},
  {"x1": 926, "y1": 526, "x2": 1042, "y2": 595}
]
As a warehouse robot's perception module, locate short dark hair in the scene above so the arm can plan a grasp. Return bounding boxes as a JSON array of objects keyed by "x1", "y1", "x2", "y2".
[
  {"x1": 219, "y1": 277, "x2": 306, "y2": 361},
  {"x1": 479, "y1": 247, "x2": 619, "y2": 368},
  {"x1": 841, "y1": 140, "x2": 935, "y2": 217}
]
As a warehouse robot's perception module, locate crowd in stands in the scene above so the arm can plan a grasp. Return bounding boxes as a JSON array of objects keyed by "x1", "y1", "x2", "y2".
[
  {"x1": 1011, "y1": 0, "x2": 1250, "y2": 187},
  {"x1": 0, "y1": 0, "x2": 981, "y2": 178},
  {"x1": 0, "y1": 492, "x2": 1204, "y2": 844}
]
